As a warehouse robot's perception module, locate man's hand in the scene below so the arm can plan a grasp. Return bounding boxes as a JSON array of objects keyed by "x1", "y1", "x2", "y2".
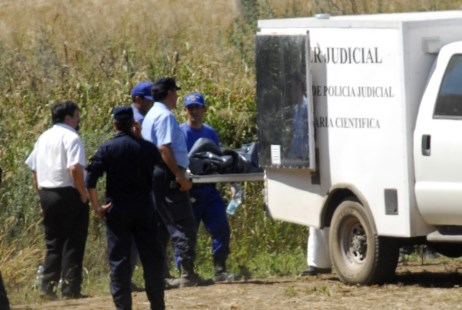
[
  {"x1": 95, "y1": 201, "x2": 112, "y2": 217},
  {"x1": 80, "y1": 192, "x2": 89, "y2": 204},
  {"x1": 176, "y1": 173, "x2": 192, "y2": 191},
  {"x1": 160, "y1": 144, "x2": 192, "y2": 191}
]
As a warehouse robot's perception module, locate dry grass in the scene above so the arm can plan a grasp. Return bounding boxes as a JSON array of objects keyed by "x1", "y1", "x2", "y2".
[
  {"x1": 0, "y1": 0, "x2": 239, "y2": 68},
  {"x1": 2, "y1": 0, "x2": 462, "y2": 305},
  {"x1": 0, "y1": 220, "x2": 43, "y2": 304}
]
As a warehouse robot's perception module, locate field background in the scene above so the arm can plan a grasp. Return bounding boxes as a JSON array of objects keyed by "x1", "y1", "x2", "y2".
[{"x1": 1, "y1": 0, "x2": 462, "y2": 305}]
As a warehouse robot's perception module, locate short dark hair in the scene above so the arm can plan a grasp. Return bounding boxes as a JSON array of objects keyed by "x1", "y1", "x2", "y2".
[
  {"x1": 152, "y1": 77, "x2": 181, "y2": 101},
  {"x1": 112, "y1": 106, "x2": 134, "y2": 134},
  {"x1": 51, "y1": 101, "x2": 79, "y2": 124},
  {"x1": 114, "y1": 118, "x2": 134, "y2": 134}
]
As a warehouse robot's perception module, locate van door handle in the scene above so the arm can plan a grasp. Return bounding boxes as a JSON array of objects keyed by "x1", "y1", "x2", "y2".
[{"x1": 422, "y1": 134, "x2": 431, "y2": 156}]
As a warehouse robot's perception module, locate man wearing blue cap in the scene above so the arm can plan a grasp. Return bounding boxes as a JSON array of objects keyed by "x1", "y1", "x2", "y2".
[
  {"x1": 142, "y1": 77, "x2": 211, "y2": 288},
  {"x1": 131, "y1": 81, "x2": 154, "y2": 125},
  {"x1": 86, "y1": 106, "x2": 165, "y2": 309},
  {"x1": 180, "y1": 92, "x2": 235, "y2": 282},
  {"x1": 129, "y1": 81, "x2": 154, "y2": 290}
]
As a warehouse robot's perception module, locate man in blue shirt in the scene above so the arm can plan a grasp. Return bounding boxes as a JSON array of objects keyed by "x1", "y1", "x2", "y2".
[
  {"x1": 141, "y1": 78, "x2": 211, "y2": 288},
  {"x1": 179, "y1": 93, "x2": 220, "y2": 149},
  {"x1": 129, "y1": 81, "x2": 154, "y2": 291},
  {"x1": 131, "y1": 81, "x2": 154, "y2": 125},
  {"x1": 86, "y1": 106, "x2": 165, "y2": 309},
  {"x1": 179, "y1": 92, "x2": 234, "y2": 282}
]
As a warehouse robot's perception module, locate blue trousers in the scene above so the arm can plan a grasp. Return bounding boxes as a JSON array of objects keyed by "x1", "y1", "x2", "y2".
[
  {"x1": 106, "y1": 200, "x2": 165, "y2": 310},
  {"x1": 174, "y1": 185, "x2": 230, "y2": 267}
]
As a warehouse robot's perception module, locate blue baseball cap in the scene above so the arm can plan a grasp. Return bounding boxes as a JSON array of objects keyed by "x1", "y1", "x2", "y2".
[
  {"x1": 131, "y1": 81, "x2": 154, "y2": 101},
  {"x1": 184, "y1": 92, "x2": 205, "y2": 107}
]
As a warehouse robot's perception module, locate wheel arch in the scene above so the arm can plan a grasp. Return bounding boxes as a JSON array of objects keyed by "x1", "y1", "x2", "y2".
[{"x1": 321, "y1": 183, "x2": 377, "y2": 235}]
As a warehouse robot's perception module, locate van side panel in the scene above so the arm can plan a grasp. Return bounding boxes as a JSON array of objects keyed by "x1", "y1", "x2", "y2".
[{"x1": 259, "y1": 13, "x2": 462, "y2": 238}]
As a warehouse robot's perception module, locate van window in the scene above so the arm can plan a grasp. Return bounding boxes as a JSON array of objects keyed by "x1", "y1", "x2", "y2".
[
  {"x1": 434, "y1": 54, "x2": 462, "y2": 118},
  {"x1": 256, "y1": 34, "x2": 312, "y2": 169}
]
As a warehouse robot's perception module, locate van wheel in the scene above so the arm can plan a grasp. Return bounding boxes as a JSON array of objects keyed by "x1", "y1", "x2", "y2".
[{"x1": 329, "y1": 200, "x2": 399, "y2": 285}]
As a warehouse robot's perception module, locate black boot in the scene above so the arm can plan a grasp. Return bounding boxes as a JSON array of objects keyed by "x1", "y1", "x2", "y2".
[
  {"x1": 164, "y1": 260, "x2": 180, "y2": 290},
  {"x1": 213, "y1": 257, "x2": 236, "y2": 282},
  {"x1": 169, "y1": 261, "x2": 213, "y2": 288}
]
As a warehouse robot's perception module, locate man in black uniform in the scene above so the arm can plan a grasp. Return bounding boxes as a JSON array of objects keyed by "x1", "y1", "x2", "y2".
[
  {"x1": 0, "y1": 168, "x2": 11, "y2": 310},
  {"x1": 86, "y1": 106, "x2": 165, "y2": 310},
  {"x1": 0, "y1": 272, "x2": 9, "y2": 310}
]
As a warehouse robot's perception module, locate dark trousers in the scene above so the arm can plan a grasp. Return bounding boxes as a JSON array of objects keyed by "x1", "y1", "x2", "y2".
[
  {"x1": 152, "y1": 165, "x2": 197, "y2": 273},
  {"x1": 38, "y1": 187, "x2": 89, "y2": 296},
  {"x1": 0, "y1": 272, "x2": 10, "y2": 310},
  {"x1": 106, "y1": 200, "x2": 165, "y2": 310}
]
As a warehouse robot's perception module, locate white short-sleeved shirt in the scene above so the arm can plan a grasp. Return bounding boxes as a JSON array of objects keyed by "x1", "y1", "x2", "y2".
[
  {"x1": 25, "y1": 123, "x2": 86, "y2": 189},
  {"x1": 141, "y1": 102, "x2": 189, "y2": 168}
]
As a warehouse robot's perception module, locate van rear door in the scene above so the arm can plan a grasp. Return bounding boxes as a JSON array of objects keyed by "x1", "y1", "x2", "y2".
[{"x1": 255, "y1": 33, "x2": 316, "y2": 171}]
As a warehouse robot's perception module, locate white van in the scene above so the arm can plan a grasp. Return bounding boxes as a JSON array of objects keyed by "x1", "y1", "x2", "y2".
[{"x1": 256, "y1": 11, "x2": 462, "y2": 284}]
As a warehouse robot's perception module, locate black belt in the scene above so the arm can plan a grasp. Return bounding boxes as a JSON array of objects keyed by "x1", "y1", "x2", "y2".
[
  {"x1": 156, "y1": 163, "x2": 187, "y2": 174},
  {"x1": 40, "y1": 186, "x2": 75, "y2": 191}
]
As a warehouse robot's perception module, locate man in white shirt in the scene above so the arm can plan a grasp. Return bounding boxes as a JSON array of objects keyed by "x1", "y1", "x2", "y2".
[{"x1": 25, "y1": 101, "x2": 89, "y2": 300}]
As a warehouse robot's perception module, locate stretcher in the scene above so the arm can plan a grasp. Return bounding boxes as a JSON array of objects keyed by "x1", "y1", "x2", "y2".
[{"x1": 188, "y1": 172, "x2": 264, "y2": 184}]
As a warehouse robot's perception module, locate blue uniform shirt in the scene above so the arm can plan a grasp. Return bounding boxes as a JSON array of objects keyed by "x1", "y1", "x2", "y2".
[
  {"x1": 179, "y1": 123, "x2": 220, "y2": 151},
  {"x1": 132, "y1": 105, "x2": 144, "y2": 124},
  {"x1": 85, "y1": 132, "x2": 161, "y2": 204},
  {"x1": 142, "y1": 102, "x2": 189, "y2": 168}
]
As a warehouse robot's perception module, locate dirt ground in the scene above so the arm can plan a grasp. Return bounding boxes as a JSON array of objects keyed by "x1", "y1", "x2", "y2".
[{"x1": 12, "y1": 259, "x2": 462, "y2": 310}]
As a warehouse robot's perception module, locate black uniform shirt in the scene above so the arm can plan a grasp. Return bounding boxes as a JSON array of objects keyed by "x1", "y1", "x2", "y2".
[{"x1": 85, "y1": 132, "x2": 161, "y2": 204}]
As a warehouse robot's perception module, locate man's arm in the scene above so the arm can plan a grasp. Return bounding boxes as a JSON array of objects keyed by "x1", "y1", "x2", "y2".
[
  {"x1": 69, "y1": 164, "x2": 88, "y2": 203},
  {"x1": 31, "y1": 171, "x2": 39, "y2": 193},
  {"x1": 159, "y1": 144, "x2": 192, "y2": 191},
  {"x1": 87, "y1": 188, "x2": 100, "y2": 214}
]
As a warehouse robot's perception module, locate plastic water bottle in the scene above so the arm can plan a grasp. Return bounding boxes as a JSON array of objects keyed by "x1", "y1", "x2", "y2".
[
  {"x1": 227, "y1": 183, "x2": 243, "y2": 215},
  {"x1": 35, "y1": 265, "x2": 44, "y2": 289}
]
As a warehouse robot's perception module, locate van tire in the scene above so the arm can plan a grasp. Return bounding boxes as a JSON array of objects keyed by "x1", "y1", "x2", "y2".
[{"x1": 330, "y1": 200, "x2": 399, "y2": 285}]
